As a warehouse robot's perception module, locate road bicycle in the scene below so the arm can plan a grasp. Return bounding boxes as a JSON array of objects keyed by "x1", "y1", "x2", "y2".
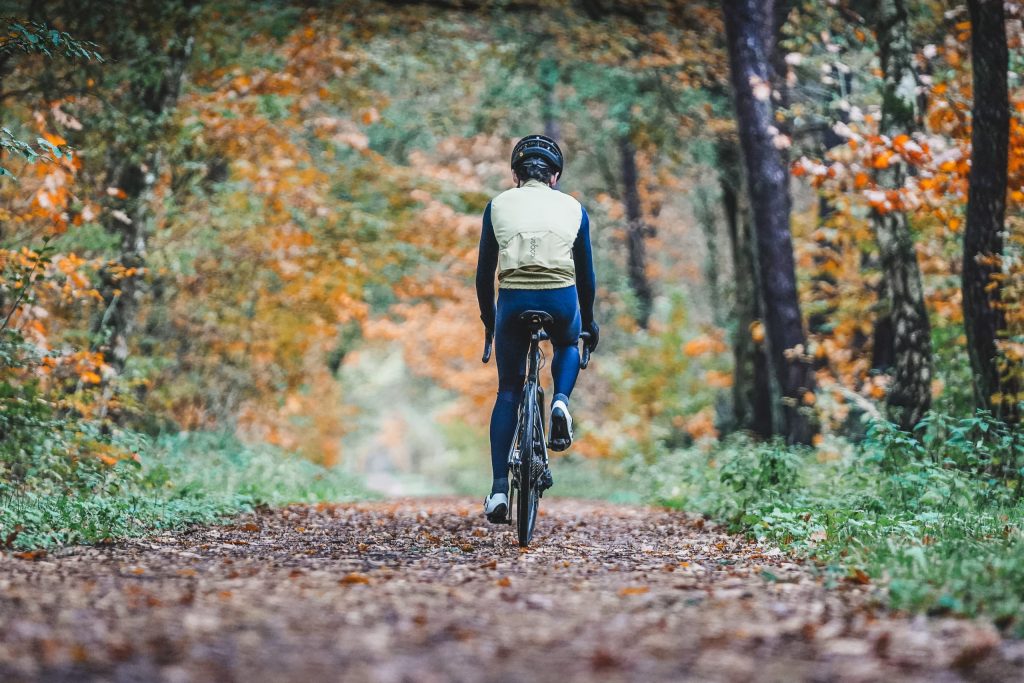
[{"x1": 482, "y1": 311, "x2": 592, "y2": 547}]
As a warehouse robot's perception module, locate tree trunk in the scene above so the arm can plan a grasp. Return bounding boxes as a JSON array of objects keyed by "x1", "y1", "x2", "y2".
[
  {"x1": 719, "y1": 138, "x2": 773, "y2": 438},
  {"x1": 870, "y1": 0, "x2": 933, "y2": 431},
  {"x1": 539, "y1": 57, "x2": 560, "y2": 143},
  {"x1": 91, "y1": 10, "x2": 197, "y2": 372},
  {"x1": 619, "y1": 136, "x2": 654, "y2": 328},
  {"x1": 694, "y1": 185, "x2": 724, "y2": 328},
  {"x1": 721, "y1": 0, "x2": 816, "y2": 444},
  {"x1": 94, "y1": 151, "x2": 163, "y2": 369},
  {"x1": 963, "y1": 0, "x2": 1018, "y2": 420},
  {"x1": 539, "y1": 57, "x2": 562, "y2": 191}
]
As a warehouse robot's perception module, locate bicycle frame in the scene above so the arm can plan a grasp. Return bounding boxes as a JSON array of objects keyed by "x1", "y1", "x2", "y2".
[
  {"x1": 481, "y1": 319, "x2": 592, "y2": 547},
  {"x1": 506, "y1": 324, "x2": 547, "y2": 544}
]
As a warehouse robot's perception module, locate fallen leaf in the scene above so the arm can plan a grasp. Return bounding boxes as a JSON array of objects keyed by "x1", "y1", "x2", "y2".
[
  {"x1": 13, "y1": 549, "x2": 47, "y2": 561},
  {"x1": 591, "y1": 648, "x2": 620, "y2": 670},
  {"x1": 339, "y1": 572, "x2": 372, "y2": 585},
  {"x1": 846, "y1": 568, "x2": 870, "y2": 585}
]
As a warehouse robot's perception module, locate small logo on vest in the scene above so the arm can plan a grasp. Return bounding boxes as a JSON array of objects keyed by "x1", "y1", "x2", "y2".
[{"x1": 529, "y1": 237, "x2": 538, "y2": 259}]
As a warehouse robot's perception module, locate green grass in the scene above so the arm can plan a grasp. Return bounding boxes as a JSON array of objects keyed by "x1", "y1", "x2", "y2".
[
  {"x1": 546, "y1": 453, "x2": 644, "y2": 503},
  {"x1": 628, "y1": 413, "x2": 1024, "y2": 632},
  {"x1": 1, "y1": 431, "x2": 373, "y2": 550}
]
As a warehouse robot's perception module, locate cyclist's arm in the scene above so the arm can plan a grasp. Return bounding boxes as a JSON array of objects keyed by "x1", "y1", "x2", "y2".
[
  {"x1": 573, "y1": 207, "x2": 597, "y2": 326},
  {"x1": 476, "y1": 201, "x2": 498, "y2": 332}
]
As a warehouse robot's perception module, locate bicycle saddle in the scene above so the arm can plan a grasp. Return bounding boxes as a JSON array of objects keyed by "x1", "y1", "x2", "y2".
[{"x1": 518, "y1": 310, "x2": 554, "y2": 328}]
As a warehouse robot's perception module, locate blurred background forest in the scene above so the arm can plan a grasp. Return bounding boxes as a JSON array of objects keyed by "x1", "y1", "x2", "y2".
[{"x1": 2, "y1": 0, "x2": 1024, "y2": 629}]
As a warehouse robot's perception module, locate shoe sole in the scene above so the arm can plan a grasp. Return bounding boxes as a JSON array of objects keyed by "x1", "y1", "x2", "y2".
[
  {"x1": 485, "y1": 503, "x2": 508, "y2": 524},
  {"x1": 549, "y1": 407, "x2": 572, "y2": 452}
]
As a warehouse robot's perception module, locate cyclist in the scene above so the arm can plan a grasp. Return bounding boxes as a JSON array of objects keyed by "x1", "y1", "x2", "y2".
[{"x1": 475, "y1": 134, "x2": 599, "y2": 522}]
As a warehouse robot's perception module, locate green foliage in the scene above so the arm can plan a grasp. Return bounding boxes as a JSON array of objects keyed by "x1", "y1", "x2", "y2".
[
  {"x1": 1, "y1": 430, "x2": 372, "y2": 550},
  {"x1": 591, "y1": 297, "x2": 723, "y2": 458},
  {"x1": 545, "y1": 454, "x2": 644, "y2": 504},
  {"x1": 918, "y1": 410, "x2": 1024, "y2": 473},
  {"x1": 1, "y1": 18, "x2": 103, "y2": 60},
  {"x1": 0, "y1": 18, "x2": 97, "y2": 178},
  {"x1": 0, "y1": 238, "x2": 53, "y2": 331},
  {"x1": 930, "y1": 323, "x2": 977, "y2": 417},
  {"x1": 719, "y1": 439, "x2": 803, "y2": 494},
  {"x1": 632, "y1": 414, "x2": 1024, "y2": 632},
  {"x1": 145, "y1": 432, "x2": 374, "y2": 507},
  {"x1": 49, "y1": 221, "x2": 122, "y2": 255},
  {"x1": 0, "y1": 127, "x2": 71, "y2": 178},
  {"x1": 1, "y1": 337, "x2": 154, "y2": 550}
]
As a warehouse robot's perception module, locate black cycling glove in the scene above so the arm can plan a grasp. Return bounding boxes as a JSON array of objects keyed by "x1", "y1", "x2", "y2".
[{"x1": 584, "y1": 320, "x2": 599, "y2": 351}]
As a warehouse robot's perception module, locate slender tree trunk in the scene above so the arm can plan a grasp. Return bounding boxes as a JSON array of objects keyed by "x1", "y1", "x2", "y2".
[
  {"x1": 694, "y1": 185, "x2": 724, "y2": 328},
  {"x1": 719, "y1": 138, "x2": 773, "y2": 437},
  {"x1": 963, "y1": 0, "x2": 1018, "y2": 420},
  {"x1": 696, "y1": 179, "x2": 729, "y2": 433},
  {"x1": 619, "y1": 136, "x2": 654, "y2": 328},
  {"x1": 870, "y1": 0, "x2": 933, "y2": 431},
  {"x1": 721, "y1": 0, "x2": 816, "y2": 444},
  {"x1": 95, "y1": 151, "x2": 163, "y2": 368},
  {"x1": 539, "y1": 57, "x2": 560, "y2": 143}
]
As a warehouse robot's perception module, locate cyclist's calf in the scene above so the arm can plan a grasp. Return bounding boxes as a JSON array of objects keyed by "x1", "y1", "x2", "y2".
[
  {"x1": 497, "y1": 375, "x2": 526, "y2": 397},
  {"x1": 550, "y1": 343, "x2": 581, "y2": 399}
]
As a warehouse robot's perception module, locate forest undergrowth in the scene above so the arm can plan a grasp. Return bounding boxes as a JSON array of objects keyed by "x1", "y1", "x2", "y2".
[
  {"x1": 0, "y1": 425, "x2": 371, "y2": 551},
  {"x1": 631, "y1": 412, "x2": 1024, "y2": 634},
  {"x1": 2, "y1": 0, "x2": 1024, "y2": 651}
]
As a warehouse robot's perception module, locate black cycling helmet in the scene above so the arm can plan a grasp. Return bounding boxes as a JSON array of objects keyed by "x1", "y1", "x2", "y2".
[{"x1": 511, "y1": 134, "x2": 564, "y2": 176}]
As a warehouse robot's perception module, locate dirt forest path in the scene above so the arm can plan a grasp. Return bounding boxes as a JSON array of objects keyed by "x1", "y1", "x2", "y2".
[{"x1": 2, "y1": 499, "x2": 1023, "y2": 683}]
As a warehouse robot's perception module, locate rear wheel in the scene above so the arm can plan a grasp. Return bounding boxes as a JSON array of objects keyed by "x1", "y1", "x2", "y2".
[
  {"x1": 516, "y1": 462, "x2": 538, "y2": 547},
  {"x1": 505, "y1": 410, "x2": 526, "y2": 527},
  {"x1": 517, "y1": 385, "x2": 539, "y2": 547}
]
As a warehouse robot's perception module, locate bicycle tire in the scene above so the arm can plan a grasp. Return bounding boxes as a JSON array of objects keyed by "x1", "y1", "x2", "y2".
[
  {"x1": 517, "y1": 381, "x2": 539, "y2": 546},
  {"x1": 506, "y1": 409, "x2": 526, "y2": 527}
]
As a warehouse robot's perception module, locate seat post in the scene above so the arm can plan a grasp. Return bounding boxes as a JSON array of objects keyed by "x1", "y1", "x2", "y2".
[{"x1": 519, "y1": 310, "x2": 553, "y2": 383}]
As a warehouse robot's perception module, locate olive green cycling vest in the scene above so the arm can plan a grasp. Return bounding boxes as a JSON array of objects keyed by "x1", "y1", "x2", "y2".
[{"x1": 490, "y1": 179, "x2": 583, "y2": 290}]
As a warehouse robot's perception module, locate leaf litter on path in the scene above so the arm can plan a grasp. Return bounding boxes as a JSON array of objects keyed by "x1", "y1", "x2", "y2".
[{"x1": 0, "y1": 498, "x2": 1021, "y2": 682}]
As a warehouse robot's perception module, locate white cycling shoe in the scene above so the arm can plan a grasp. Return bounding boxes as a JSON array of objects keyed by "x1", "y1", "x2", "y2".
[
  {"x1": 549, "y1": 399, "x2": 573, "y2": 452},
  {"x1": 483, "y1": 492, "x2": 508, "y2": 523}
]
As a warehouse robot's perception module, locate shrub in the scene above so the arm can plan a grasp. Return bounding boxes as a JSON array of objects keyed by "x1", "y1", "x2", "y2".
[
  {"x1": 1, "y1": 430, "x2": 372, "y2": 550},
  {"x1": 631, "y1": 413, "x2": 1024, "y2": 633}
]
